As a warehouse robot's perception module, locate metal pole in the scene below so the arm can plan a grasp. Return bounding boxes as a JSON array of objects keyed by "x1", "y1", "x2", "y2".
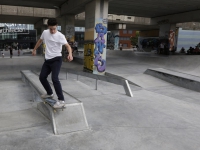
[
  {"x1": 123, "y1": 80, "x2": 133, "y2": 97},
  {"x1": 95, "y1": 79, "x2": 98, "y2": 90}
]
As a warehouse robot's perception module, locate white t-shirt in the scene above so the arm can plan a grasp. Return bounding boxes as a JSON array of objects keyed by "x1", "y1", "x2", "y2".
[{"x1": 40, "y1": 29, "x2": 68, "y2": 60}]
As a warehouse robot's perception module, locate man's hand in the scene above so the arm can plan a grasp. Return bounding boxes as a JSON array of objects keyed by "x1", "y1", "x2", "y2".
[
  {"x1": 67, "y1": 53, "x2": 73, "y2": 62},
  {"x1": 32, "y1": 39, "x2": 43, "y2": 56},
  {"x1": 65, "y1": 43, "x2": 73, "y2": 62},
  {"x1": 32, "y1": 49, "x2": 36, "y2": 56}
]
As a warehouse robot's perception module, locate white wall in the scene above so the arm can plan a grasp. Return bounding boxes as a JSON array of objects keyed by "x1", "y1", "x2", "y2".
[{"x1": 177, "y1": 28, "x2": 200, "y2": 51}]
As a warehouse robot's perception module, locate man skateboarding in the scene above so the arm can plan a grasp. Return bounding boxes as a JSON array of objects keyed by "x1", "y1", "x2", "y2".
[{"x1": 32, "y1": 18, "x2": 73, "y2": 108}]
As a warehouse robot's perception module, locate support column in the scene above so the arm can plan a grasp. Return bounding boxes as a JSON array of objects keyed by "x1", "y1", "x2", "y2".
[
  {"x1": 61, "y1": 15, "x2": 75, "y2": 41},
  {"x1": 159, "y1": 24, "x2": 176, "y2": 51},
  {"x1": 35, "y1": 26, "x2": 46, "y2": 55},
  {"x1": 109, "y1": 30, "x2": 120, "y2": 50},
  {"x1": 84, "y1": 0, "x2": 108, "y2": 75},
  {"x1": 61, "y1": 15, "x2": 75, "y2": 61}
]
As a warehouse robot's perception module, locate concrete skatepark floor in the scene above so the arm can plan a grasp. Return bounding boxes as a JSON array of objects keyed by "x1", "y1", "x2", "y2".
[{"x1": 0, "y1": 52, "x2": 200, "y2": 150}]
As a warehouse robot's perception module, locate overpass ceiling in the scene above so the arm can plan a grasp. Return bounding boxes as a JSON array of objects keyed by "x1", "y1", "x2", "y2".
[
  {"x1": 0, "y1": 15, "x2": 41, "y2": 24},
  {"x1": 109, "y1": 0, "x2": 200, "y2": 18},
  {"x1": 0, "y1": 0, "x2": 66, "y2": 9},
  {"x1": 1, "y1": 0, "x2": 200, "y2": 19}
]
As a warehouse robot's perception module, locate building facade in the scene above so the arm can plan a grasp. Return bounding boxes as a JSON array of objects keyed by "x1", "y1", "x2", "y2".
[{"x1": 0, "y1": 23, "x2": 36, "y2": 49}]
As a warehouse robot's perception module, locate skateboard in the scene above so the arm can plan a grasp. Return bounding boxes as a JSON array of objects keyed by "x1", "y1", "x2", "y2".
[{"x1": 43, "y1": 98, "x2": 66, "y2": 112}]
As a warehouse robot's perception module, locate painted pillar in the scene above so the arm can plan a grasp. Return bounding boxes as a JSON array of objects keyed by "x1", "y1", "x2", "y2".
[
  {"x1": 159, "y1": 24, "x2": 176, "y2": 51},
  {"x1": 84, "y1": 0, "x2": 108, "y2": 75},
  {"x1": 108, "y1": 30, "x2": 120, "y2": 50},
  {"x1": 61, "y1": 15, "x2": 75, "y2": 42}
]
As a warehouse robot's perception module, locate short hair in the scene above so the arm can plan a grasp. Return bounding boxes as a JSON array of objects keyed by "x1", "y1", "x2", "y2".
[{"x1": 47, "y1": 18, "x2": 58, "y2": 26}]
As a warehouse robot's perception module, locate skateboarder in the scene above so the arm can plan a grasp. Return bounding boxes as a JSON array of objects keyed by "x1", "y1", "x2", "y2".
[{"x1": 32, "y1": 18, "x2": 73, "y2": 108}]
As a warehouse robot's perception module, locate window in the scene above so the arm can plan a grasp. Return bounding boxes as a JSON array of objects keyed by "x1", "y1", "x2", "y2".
[
  {"x1": 128, "y1": 30, "x2": 133, "y2": 34},
  {"x1": 123, "y1": 44, "x2": 128, "y2": 47},
  {"x1": 123, "y1": 30, "x2": 127, "y2": 34}
]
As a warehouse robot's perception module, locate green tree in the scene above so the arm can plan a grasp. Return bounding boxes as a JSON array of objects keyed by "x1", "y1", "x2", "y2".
[{"x1": 130, "y1": 31, "x2": 140, "y2": 46}]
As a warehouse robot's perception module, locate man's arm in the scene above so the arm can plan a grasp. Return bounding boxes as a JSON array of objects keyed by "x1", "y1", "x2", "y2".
[
  {"x1": 65, "y1": 43, "x2": 73, "y2": 62},
  {"x1": 32, "y1": 39, "x2": 43, "y2": 56}
]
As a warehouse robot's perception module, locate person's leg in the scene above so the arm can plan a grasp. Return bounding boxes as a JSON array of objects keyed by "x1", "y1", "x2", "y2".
[
  {"x1": 50, "y1": 57, "x2": 64, "y2": 100},
  {"x1": 39, "y1": 61, "x2": 53, "y2": 95}
]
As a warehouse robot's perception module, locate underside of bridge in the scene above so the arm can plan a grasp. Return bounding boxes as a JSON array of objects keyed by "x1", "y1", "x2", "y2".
[
  {"x1": 1, "y1": 0, "x2": 200, "y2": 17},
  {"x1": 0, "y1": 0, "x2": 199, "y2": 26}
]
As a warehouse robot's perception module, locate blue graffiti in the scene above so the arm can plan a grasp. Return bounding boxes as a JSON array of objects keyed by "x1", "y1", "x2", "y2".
[{"x1": 94, "y1": 23, "x2": 107, "y2": 72}]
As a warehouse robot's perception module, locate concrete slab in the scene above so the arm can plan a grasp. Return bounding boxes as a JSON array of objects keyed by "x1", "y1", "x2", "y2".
[
  {"x1": 61, "y1": 80, "x2": 103, "y2": 98},
  {"x1": 0, "y1": 125, "x2": 200, "y2": 150},
  {"x1": 79, "y1": 92, "x2": 200, "y2": 128},
  {"x1": 0, "y1": 79, "x2": 35, "y2": 113},
  {"x1": 126, "y1": 73, "x2": 172, "y2": 88},
  {"x1": 1, "y1": 54, "x2": 200, "y2": 149},
  {"x1": 0, "y1": 108, "x2": 49, "y2": 133},
  {"x1": 147, "y1": 85, "x2": 200, "y2": 105}
]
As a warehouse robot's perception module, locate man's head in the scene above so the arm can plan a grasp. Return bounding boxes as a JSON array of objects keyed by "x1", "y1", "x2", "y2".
[{"x1": 47, "y1": 18, "x2": 58, "y2": 34}]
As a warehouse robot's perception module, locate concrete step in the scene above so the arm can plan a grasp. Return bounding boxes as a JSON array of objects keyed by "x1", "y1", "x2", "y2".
[{"x1": 145, "y1": 68, "x2": 200, "y2": 92}]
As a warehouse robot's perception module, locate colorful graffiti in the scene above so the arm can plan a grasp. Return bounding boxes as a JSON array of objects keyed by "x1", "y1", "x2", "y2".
[
  {"x1": 169, "y1": 30, "x2": 175, "y2": 51},
  {"x1": 107, "y1": 31, "x2": 119, "y2": 50},
  {"x1": 94, "y1": 23, "x2": 107, "y2": 73}
]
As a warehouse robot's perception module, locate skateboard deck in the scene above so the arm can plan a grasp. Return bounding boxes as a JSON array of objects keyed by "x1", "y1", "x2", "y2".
[{"x1": 43, "y1": 98, "x2": 66, "y2": 112}]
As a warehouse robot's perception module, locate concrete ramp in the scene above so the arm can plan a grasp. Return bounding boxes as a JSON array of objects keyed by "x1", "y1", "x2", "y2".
[{"x1": 145, "y1": 68, "x2": 200, "y2": 92}]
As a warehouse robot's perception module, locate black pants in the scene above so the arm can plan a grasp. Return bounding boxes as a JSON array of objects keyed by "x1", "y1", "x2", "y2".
[{"x1": 39, "y1": 56, "x2": 64, "y2": 100}]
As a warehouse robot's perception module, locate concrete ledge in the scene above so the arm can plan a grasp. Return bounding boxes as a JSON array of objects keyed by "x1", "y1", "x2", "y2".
[
  {"x1": 21, "y1": 70, "x2": 89, "y2": 135},
  {"x1": 144, "y1": 68, "x2": 200, "y2": 92}
]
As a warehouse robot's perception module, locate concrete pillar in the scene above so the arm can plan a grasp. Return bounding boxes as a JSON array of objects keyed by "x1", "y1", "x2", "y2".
[
  {"x1": 108, "y1": 30, "x2": 120, "y2": 50},
  {"x1": 61, "y1": 15, "x2": 75, "y2": 42},
  {"x1": 84, "y1": 0, "x2": 108, "y2": 75},
  {"x1": 36, "y1": 26, "x2": 47, "y2": 55},
  {"x1": 60, "y1": 15, "x2": 75, "y2": 62},
  {"x1": 159, "y1": 24, "x2": 176, "y2": 52},
  {"x1": 159, "y1": 24, "x2": 176, "y2": 38}
]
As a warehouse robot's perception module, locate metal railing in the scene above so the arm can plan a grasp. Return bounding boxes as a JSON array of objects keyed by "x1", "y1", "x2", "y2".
[{"x1": 65, "y1": 69, "x2": 133, "y2": 97}]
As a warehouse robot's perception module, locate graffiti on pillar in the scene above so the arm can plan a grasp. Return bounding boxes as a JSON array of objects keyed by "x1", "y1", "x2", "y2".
[
  {"x1": 107, "y1": 31, "x2": 119, "y2": 50},
  {"x1": 169, "y1": 30, "x2": 175, "y2": 51},
  {"x1": 94, "y1": 23, "x2": 107, "y2": 73},
  {"x1": 65, "y1": 25, "x2": 75, "y2": 40}
]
